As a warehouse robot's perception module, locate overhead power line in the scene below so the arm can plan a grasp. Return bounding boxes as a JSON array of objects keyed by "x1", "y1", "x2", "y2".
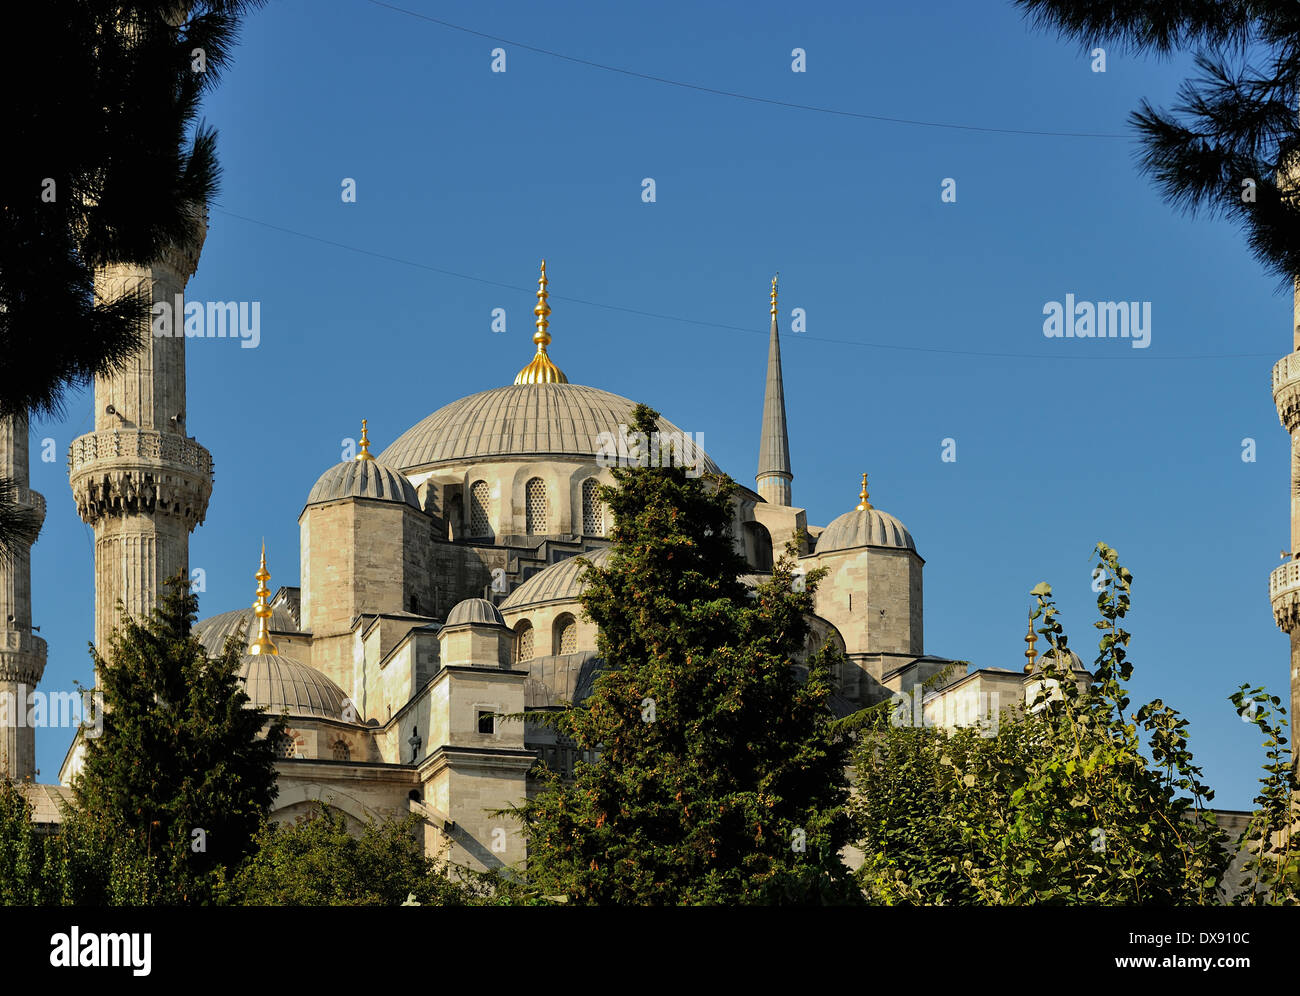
[
  {"x1": 361, "y1": 0, "x2": 1130, "y2": 140},
  {"x1": 211, "y1": 205, "x2": 1272, "y2": 361}
]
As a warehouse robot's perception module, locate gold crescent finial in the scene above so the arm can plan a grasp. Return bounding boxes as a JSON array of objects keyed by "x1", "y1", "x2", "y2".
[
  {"x1": 1023, "y1": 612, "x2": 1038, "y2": 673},
  {"x1": 855, "y1": 472, "x2": 871, "y2": 511},
  {"x1": 249, "y1": 541, "x2": 278, "y2": 656},
  {"x1": 770, "y1": 273, "x2": 779, "y2": 317},
  {"x1": 356, "y1": 418, "x2": 374, "y2": 461},
  {"x1": 514, "y1": 259, "x2": 569, "y2": 385}
]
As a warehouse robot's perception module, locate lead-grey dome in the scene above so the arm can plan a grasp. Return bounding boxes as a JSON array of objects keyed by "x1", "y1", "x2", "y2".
[
  {"x1": 445, "y1": 597, "x2": 507, "y2": 628},
  {"x1": 377, "y1": 383, "x2": 721, "y2": 474},
  {"x1": 816, "y1": 507, "x2": 915, "y2": 553},
  {"x1": 239, "y1": 652, "x2": 351, "y2": 720},
  {"x1": 305, "y1": 458, "x2": 419, "y2": 509},
  {"x1": 500, "y1": 547, "x2": 614, "y2": 610}
]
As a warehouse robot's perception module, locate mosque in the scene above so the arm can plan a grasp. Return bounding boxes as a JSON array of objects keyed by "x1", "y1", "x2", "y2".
[{"x1": 0, "y1": 229, "x2": 1088, "y2": 870}]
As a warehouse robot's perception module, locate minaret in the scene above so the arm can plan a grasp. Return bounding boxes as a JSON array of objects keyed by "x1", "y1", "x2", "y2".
[
  {"x1": 0, "y1": 415, "x2": 47, "y2": 781},
  {"x1": 514, "y1": 260, "x2": 568, "y2": 385},
  {"x1": 756, "y1": 274, "x2": 793, "y2": 506},
  {"x1": 1271, "y1": 268, "x2": 1300, "y2": 759},
  {"x1": 68, "y1": 221, "x2": 213, "y2": 650}
]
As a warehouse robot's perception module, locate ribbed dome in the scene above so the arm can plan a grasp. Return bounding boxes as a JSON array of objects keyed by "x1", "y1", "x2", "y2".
[
  {"x1": 816, "y1": 507, "x2": 915, "y2": 553},
  {"x1": 305, "y1": 458, "x2": 419, "y2": 509},
  {"x1": 239, "y1": 652, "x2": 351, "y2": 720},
  {"x1": 500, "y1": 547, "x2": 614, "y2": 610},
  {"x1": 196, "y1": 605, "x2": 301, "y2": 656},
  {"x1": 445, "y1": 597, "x2": 507, "y2": 628},
  {"x1": 1032, "y1": 649, "x2": 1089, "y2": 672},
  {"x1": 378, "y1": 383, "x2": 721, "y2": 474}
]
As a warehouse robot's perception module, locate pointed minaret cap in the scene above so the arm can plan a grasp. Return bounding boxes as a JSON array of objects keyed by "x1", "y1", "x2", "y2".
[
  {"x1": 356, "y1": 419, "x2": 375, "y2": 461},
  {"x1": 514, "y1": 260, "x2": 569, "y2": 385},
  {"x1": 248, "y1": 542, "x2": 279, "y2": 656},
  {"x1": 756, "y1": 273, "x2": 793, "y2": 505}
]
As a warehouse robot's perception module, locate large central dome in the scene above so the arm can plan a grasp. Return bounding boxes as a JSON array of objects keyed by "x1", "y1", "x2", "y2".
[{"x1": 378, "y1": 382, "x2": 721, "y2": 475}]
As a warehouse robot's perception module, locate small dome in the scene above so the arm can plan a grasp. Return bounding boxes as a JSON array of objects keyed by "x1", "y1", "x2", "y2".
[
  {"x1": 500, "y1": 547, "x2": 614, "y2": 610},
  {"x1": 196, "y1": 605, "x2": 300, "y2": 656},
  {"x1": 305, "y1": 458, "x2": 419, "y2": 509},
  {"x1": 1032, "y1": 649, "x2": 1088, "y2": 672},
  {"x1": 239, "y1": 652, "x2": 352, "y2": 720},
  {"x1": 816, "y1": 507, "x2": 915, "y2": 553},
  {"x1": 445, "y1": 597, "x2": 507, "y2": 628}
]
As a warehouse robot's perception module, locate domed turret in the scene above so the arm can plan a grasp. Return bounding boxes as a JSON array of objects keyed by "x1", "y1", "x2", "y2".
[
  {"x1": 306, "y1": 419, "x2": 419, "y2": 509},
  {"x1": 815, "y1": 473, "x2": 915, "y2": 553},
  {"x1": 445, "y1": 597, "x2": 507, "y2": 629}
]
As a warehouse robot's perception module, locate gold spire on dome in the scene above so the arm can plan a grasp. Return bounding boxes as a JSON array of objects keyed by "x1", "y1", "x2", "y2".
[
  {"x1": 514, "y1": 259, "x2": 569, "y2": 385},
  {"x1": 855, "y1": 472, "x2": 872, "y2": 511},
  {"x1": 770, "y1": 273, "x2": 779, "y2": 316},
  {"x1": 1023, "y1": 613, "x2": 1037, "y2": 673},
  {"x1": 248, "y1": 542, "x2": 279, "y2": 656},
  {"x1": 356, "y1": 418, "x2": 374, "y2": 461}
]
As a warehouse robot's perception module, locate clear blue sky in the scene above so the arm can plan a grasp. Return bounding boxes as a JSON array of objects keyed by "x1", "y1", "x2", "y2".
[{"x1": 27, "y1": 0, "x2": 1291, "y2": 808}]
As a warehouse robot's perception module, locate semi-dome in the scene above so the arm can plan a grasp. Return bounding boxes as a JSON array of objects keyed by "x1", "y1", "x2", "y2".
[
  {"x1": 239, "y1": 652, "x2": 351, "y2": 720},
  {"x1": 500, "y1": 547, "x2": 614, "y2": 610},
  {"x1": 378, "y1": 383, "x2": 721, "y2": 475},
  {"x1": 196, "y1": 604, "x2": 301, "y2": 656},
  {"x1": 445, "y1": 597, "x2": 507, "y2": 628}
]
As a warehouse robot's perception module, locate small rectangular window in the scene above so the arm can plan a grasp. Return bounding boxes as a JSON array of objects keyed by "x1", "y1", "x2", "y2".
[{"x1": 477, "y1": 710, "x2": 495, "y2": 735}]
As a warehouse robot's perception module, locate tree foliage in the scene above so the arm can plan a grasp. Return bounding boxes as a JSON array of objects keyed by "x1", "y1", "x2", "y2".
[
  {"x1": 515, "y1": 403, "x2": 858, "y2": 905},
  {"x1": 228, "y1": 805, "x2": 481, "y2": 906},
  {"x1": 64, "y1": 575, "x2": 283, "y2": 904},
  {"x1": 1014, "y1": 0, "x2": 1300, "y2": 283},
  {"x1": 853, "y1": 543, "x2": 1235, "y2": 905},
  {"x1": 0, "y1": 0, "x2": 263, "y2": 558}
]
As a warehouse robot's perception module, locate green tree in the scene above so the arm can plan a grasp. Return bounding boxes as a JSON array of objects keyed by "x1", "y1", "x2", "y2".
[
  {"x1": 516, "y1": 403, "x2": 858, "y2": 905},
  {"x1": 229, "y1": 804, "x2": 480, "y2": 906},
  {"x1": 853, "y1": 543, "x2": 1231, "y2": 905},
  {"x1": 0, "y1": 782, "x2": 47, "y2": 905},
  {"x1": 60, "y1": 575, "x2": 283, "y2": 904},
  {"x1": 1014, "y1": 1, "x2": 1300, "y2": 282},
  {"x1": 1229, "y1": 685, "x2": 1299, "y2": 904},
  {"x1": 0, "y1": 0, "x2": 264, "y2": 560}
]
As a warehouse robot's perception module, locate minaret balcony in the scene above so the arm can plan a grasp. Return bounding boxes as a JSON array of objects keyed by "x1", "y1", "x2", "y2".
[
  {"x1": 1271, "y1": 352, "x2": 1300, "y2": 431},
  {"x1": 1269, "y1": 560, "x2": 1300, "y2": 632},
  {"x1": 68, "y1": 428, "x2": 213, "y2": 529}
]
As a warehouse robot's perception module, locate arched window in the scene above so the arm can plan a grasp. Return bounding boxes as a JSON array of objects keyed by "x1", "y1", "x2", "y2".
[
  {"x1": 447, "y1": 492, "x2": 463, "y2": 539},
  {"x1": 469, "y1": 480, "x2": 491, "y2": 536},
  {"x1": 331, "y1": 740, "x2": 350, "y2": 761},
  {"x1": 553, "y1": 613, "x2": 578, "y2": 655},
  {"x1": 525, "y1": 477, "x2": 548, "y2": 534},
  {"x1": 745, "y1": 521, "x2": 773, "y2": 572},
  {"x1": 581, "y1": 478, "x2": 604, "y2": 536},
  {"x1": 515, "y1": 620, "x2": 534, "y2": 663}
]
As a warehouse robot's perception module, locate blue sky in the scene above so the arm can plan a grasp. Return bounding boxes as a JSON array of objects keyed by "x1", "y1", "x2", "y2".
[{"x1": 26, "y1": 0, "x2": 1291, "y2": 808}]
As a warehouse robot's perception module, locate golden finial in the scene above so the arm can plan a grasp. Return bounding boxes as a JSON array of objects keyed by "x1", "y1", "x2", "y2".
[
  {"x1": 855, "y1": 472, "x2": 872, "y2": 511},
  {"x1": 1023, "y1": 612, "x2": 1037, "y2": 673},
  {"x1": 249, "y1": 541, "x2": 278, "y2": 656},
  {"x1": 356, "y1": 418, "x2": 374, "y2": 461},
  {"x1": 770, "y1": 273, "x2": 779, "y2": 317},
  {"x1": 514, "y1": 259, "x2": 569, "y2": 385}
]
